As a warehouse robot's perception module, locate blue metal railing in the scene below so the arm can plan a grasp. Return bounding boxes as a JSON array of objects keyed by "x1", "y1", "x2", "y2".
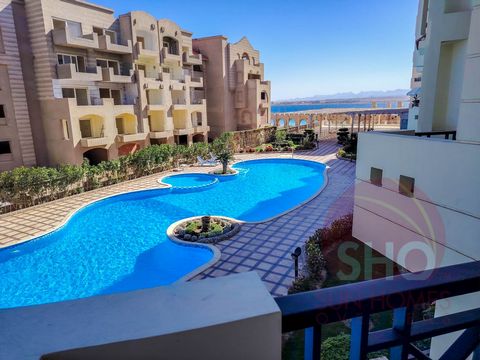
[{"x1": 275, "y1": 261, "x2": 480, "y2": 360}]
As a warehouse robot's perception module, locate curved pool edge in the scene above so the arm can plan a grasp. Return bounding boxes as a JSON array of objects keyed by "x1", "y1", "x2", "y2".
[
  {"x1": 0, "y1": 157, "x2": 330, "y2": 290},
  {"x1": 229, "y1": 157, "x2": 331, "y2": 224},
  {"x1": 166, "y1": 217, "x2": 222, "y2": 283},
  {"x1": 158, "y1": 173, "x2": 220, "y2": 191}
]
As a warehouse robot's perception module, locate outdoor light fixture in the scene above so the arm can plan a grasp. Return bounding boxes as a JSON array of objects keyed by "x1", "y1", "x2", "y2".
[{"x1": 291, "y1": 247, "x2": 302, "y2": 279}]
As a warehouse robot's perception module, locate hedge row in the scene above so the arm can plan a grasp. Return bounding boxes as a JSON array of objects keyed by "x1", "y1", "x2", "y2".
[{"x1": 0, "y1": 142, "x2": 210, "y2": 212}]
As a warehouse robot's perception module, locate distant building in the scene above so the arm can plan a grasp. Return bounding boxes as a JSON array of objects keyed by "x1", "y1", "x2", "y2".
[
  {"x1": 353, "y1": 0, "x2": 479, "y2": 358},
  {"x1": 0, "y1": 0, "x2": 210, "y2": 170},
  {"x1": 193, "y1": 36, "x2": 271, "y2": 139}
]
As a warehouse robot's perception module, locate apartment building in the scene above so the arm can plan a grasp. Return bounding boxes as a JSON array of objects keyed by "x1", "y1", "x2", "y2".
[
  {"x1": 193, "y1": 36, "x2": 271, "y2": 138},
  {"x1": 353, "y1": 0, "x2": 479, "y2": 357},
  {"x1": 0, "y1": 0, "x2": 209, "y2": 169},
  {"x1": 0, "y1": 0, "x2": 40, "y2": 171}
]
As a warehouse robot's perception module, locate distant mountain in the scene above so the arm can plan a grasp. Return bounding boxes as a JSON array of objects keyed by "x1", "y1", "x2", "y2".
[{"x1": 276, "y1": 89, "x2": 409, "y2": 103}]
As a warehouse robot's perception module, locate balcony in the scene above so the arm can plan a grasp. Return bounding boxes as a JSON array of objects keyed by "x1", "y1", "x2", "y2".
[
  {"x1": 173, "y1": 128, "x2": 193, "y2": 136},
  {"x1": 193, "y1": 125, "x2": 210, "y2": 134},
  {"x1": 190, "y1": 99, "x2": 206, "y2": 112},
  {"x1": 101, "y1": 67, "x2": 133, "y2": 83},
  {"x1": 116, "y1": 133, "x2": 147, "y2": 143},
  {"x1": 80, "y1": 137, "x2": 109, "y2": 147},
  {"x1": 1, "y1": 262, "x2": 478, "y2": 359},
  {"x1": 57, "y1": 64, "x2": 102, "y2": 81},
  {"x1": 276, "y1": 261, "x2": 480, "y2": 360},
  {"x1": 142, "y1": 72, "x2": 164, "y2": 90},
  {"x1": 98, "y1": 35, "x2": 132, "y2": 54},
  {"x1": 52, "y1": 28, "x2": 99, "y2": 49},
  {"x1": 150, "y1": 130, "x2": 174, "y2": 139},
  {"x1": 162, "y1": 47, "x2": 181, "y2": 63},
  {"x1": 190, "y1": 75, "x2": 203, "y2": 87},
  {"x1": 172, "y1": 100, "x2": 187, "y2": 111},
  {"x1": 182, "y1": 52, "x2": 202, "y2": 65},
  {"x1": 147, "y1": 104, "x2": 167, "y2": 112},
  {"x1": 135, "y1": 42, "x2": 159, "y2": 60}
]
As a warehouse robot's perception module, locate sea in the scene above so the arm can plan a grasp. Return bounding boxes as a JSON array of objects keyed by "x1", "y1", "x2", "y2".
[{"x1": 272, "y1": 102, "x2": 409, "y2": 113}]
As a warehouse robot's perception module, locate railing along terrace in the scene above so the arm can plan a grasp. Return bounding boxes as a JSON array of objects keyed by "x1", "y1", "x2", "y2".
[
  {"x1": 275, "y1": 261, "x2": 480, "y2": 360},
  {"x1": 415, "y1": 131, "x2": 457, "y2": 140}
]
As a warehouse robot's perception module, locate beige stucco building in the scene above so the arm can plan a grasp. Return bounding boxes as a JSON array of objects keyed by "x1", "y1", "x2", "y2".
[
  {"x1": 193, "y1": 36, "x2": 271, "y2": 139},
  {"x1": 0, "y1": 0, "x2": 41, "y2": 171},
  {"x1": 354, "y1": 0, "x2": 479, "y2": 357},
  {"x1": 0, "y1": 0, "x2": 210, "y2": 169}
]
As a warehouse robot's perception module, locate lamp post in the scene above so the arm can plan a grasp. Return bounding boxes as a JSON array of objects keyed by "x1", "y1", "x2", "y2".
[{"x1": 291, "y1": 247, "x2": 302, "y2": 279}]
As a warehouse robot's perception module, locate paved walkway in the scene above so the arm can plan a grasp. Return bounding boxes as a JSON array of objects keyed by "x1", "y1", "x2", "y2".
[
  {"x1": 193, "y1": 142, "x2": 356, "y2": 296},
  {"x1": 0, "y1": 140, "x2": 355, "y2": 296}
]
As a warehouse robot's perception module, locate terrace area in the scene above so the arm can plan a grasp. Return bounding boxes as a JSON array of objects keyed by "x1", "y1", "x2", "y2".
[{"x1": 0, "y1": 139, "x2": 479, "y2": 359}]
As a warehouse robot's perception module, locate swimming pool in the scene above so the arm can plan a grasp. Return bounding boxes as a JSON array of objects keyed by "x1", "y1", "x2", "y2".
[{"x1": 0, "y1": 159, "x2": 327, "y2": 308}]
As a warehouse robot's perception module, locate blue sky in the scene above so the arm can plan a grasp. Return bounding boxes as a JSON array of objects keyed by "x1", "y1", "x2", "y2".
[{"x1": 94, "y1": 0, "x2": 419, "y2": 100}]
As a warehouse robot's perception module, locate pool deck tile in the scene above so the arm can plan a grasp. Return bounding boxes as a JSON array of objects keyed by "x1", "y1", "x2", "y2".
[{"x1": 0, "y1": 140, "x2": 355, "y2": 297}]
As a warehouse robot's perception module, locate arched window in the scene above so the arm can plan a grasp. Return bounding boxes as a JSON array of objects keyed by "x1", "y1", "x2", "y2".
[{"x1": 242, "y1": 53, "x2": 250, "y2": 61}]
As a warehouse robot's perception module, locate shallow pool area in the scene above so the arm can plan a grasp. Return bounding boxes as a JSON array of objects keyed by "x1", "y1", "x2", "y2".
[{"x1": 0, "y1": 159, "x2": 327, "y2": 308}]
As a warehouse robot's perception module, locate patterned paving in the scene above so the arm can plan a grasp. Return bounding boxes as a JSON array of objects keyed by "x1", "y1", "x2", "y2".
[
  {"x1": 193, "y1": 142, "x2": 356, "y2": 296},
  {"x1": 0, "y1": 140, "x2": 355, "y2": 297}
]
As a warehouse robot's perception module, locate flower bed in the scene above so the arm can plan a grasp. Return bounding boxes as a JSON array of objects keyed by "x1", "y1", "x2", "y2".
[{"x1": 173, "y1": 216, "x2": 241, "y2": 244}]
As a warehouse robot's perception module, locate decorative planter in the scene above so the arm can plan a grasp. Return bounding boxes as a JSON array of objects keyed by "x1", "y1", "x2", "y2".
[{"x1": 173, "y1": 216, "x2": 241, "y2": 244}]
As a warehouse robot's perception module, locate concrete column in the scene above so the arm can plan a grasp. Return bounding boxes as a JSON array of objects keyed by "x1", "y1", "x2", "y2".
[{"x1": 456, "y1": 0, "x2": 480, "y2": 142}]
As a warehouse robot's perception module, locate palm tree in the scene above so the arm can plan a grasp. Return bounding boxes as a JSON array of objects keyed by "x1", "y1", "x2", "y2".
[{"x1": 211, "y1": 132, "x2": 235, "y2": 174}]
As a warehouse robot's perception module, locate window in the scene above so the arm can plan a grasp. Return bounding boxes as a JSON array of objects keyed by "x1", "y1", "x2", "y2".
[
  {"x1": 242, "y1": 53, "x2": 249, "y2": 61},
  {"x1": 62, "y1": 88, "x2": 75, "y2": 98},
  {"x1": 62, "y1": 88, "x2": 88, "y2": 106},
  {"x1": 61, "y1": 119, "x2": 70, "y2": 140},
  {"x1": 96, "y1": 59, "x2": 120, "y2": 75},
  {"x1": 116, "y1": 118, "x2": 125, "y2": 134},
  {"x1": 370, "y1": 167, "x2": 383, "y2": 187},
  {"x1": 99, "y1": 88, "x2": 110, "y2": 99},
  {"x1": 0, "y1": 27, "x2": 4, "y2": 53},
  {"x1": 399, "y1": 175, "x2": 415, "y2": 197},
  {"x1": 57, "y1": 54, "x2": 86, "y2": 72},
  {"x1": 0, "y1": 141, "x2": 11, "y2": 154},
  {"x1": 92, "y1": 27, "x2": 103, "y2": 36},
  {"x1": 261, "y1": 92, "x2": 267, "y2": 101},
  {"x1": 137, "y1": 36, "x2": 145, "y2": 49},
  {"x1": 0, "y1": 105, "x2": 5, "y2": 118},
  {"x1": 79, "y1": 119, "x2": 92, "y2": 138},
  {"x1": 163, "y1": 37, "x2": 178, "y2": 55}
]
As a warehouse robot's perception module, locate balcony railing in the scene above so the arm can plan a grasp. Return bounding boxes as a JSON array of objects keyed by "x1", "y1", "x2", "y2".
[
  {"x1": 98, "y1": 35, "x2": 132, "y2": 54},
  {"x1": 415, "y1": 131, "x2": 457, "y2": 140},
  {"x1": 57, "y1": 64, "x2": 102, "y2": 81},
  {"x1": 275, "y1": 261, "x2": 480, "y2": 360},
  {"x1": 52, "y1": 28, "x2": 99, "y2": 49},
  {"x1": 182, "y1": 52, "x2": 202, "y2": 65}
]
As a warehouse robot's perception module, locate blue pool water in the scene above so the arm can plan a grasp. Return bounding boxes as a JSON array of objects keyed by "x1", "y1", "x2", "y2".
[
  {"x1": 162, "y1": 173, "x2": 218, "y2": 189},
  {"x1": 0, "y1": 159, "x2": 326, "y2": 308}
]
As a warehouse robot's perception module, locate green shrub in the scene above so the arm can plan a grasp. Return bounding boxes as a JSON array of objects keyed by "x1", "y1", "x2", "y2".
[
  {"x1": 275, "y1": 129, "x2": 287, "y2": 142},
  {"x1": 321, "y1": 333, "x2": 388, "y2": 360},
  {"x1": 0, "y1": 141, "x2": 221, "y2": 213}
]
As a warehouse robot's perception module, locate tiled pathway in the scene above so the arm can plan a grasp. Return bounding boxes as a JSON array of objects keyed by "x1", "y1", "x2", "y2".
[
  {"x1": 0, "y1": 141, "x2": 355, "y2": 296},
  {"x1": 193, "y1": 143, "x2": 356, "y2": 296}
]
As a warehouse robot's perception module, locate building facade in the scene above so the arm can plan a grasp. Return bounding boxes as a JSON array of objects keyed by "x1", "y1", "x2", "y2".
[
  {"x1": 0, "y1": 0, "x2": 210, "y2": 169},
  {"x1": 193, "y1": 36, "x2": 271, "y2": 139},
  {"x1": 0, "y1": 0, "x2": 40, "y2": 171},
  {"x1": 353, "y1": 0, "x2": 479, "y2": 357}
]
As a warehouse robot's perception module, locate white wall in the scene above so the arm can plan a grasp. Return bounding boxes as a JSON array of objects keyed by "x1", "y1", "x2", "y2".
[
  {"x1": 353, "y1": 131, "x2": 480, "y2": 359},
  {"x1": 0, "y1": 272, "x2": 281, "y2": 360}
]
